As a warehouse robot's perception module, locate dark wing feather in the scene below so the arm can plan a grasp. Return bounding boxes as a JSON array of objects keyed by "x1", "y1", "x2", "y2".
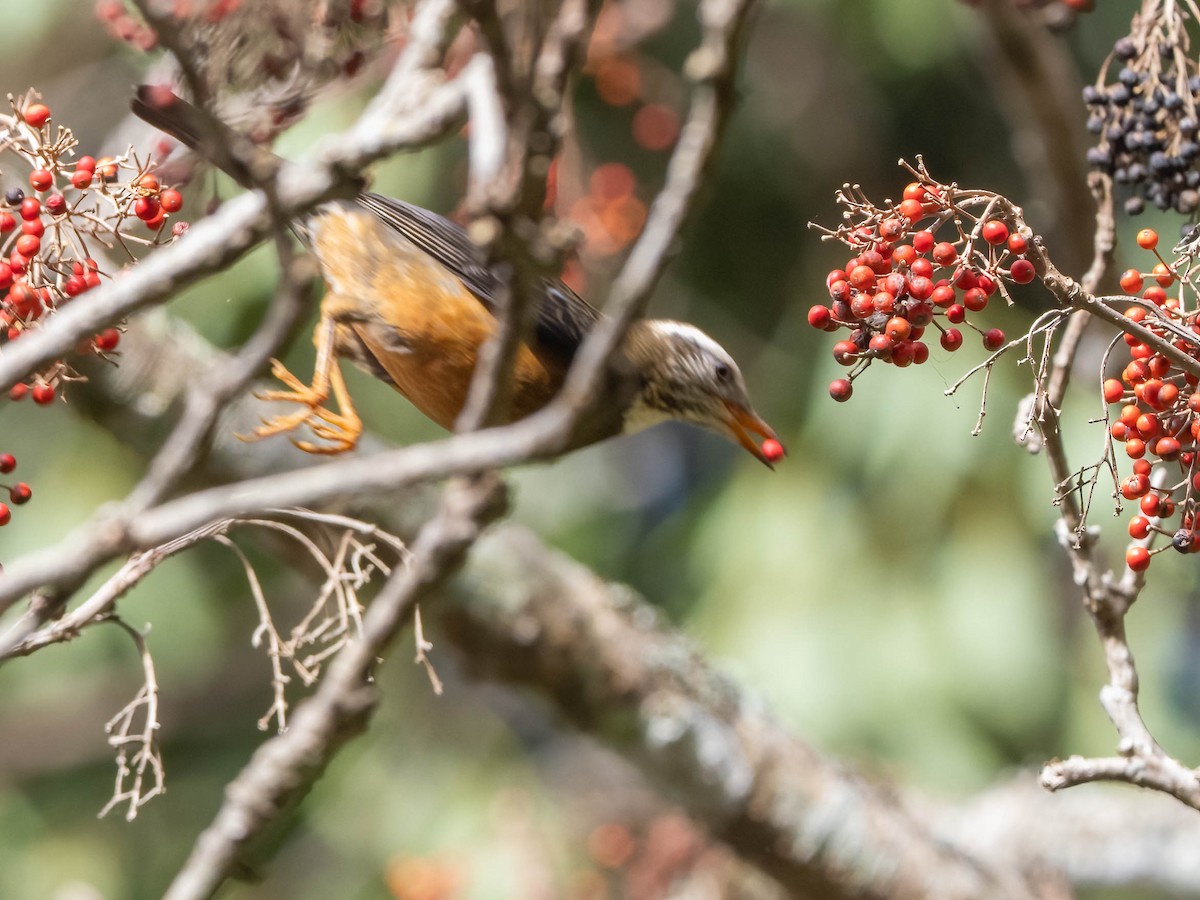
[
  {"x1": 355, "y1": 193, "x2": 600, "y2": 363},
  {"x1": 129, "y1": 87, "x2": 599, "y2": 362}
]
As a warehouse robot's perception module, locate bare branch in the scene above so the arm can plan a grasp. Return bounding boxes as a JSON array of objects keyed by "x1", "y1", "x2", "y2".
[
  {"x1": 163, "y1": 475, "x2": 505, "y2": 900},
  {"x1": 97, "y1": 617, "x2": 165, "y2": 821}
]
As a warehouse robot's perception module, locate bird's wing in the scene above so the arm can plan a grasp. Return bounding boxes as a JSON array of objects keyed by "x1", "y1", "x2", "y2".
[{"x1": 356, "y1": 193, "x2": 600, "y2": 363}]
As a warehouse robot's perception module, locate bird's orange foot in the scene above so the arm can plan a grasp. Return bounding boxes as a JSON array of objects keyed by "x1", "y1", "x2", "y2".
[{"x1": 241, "y1": 359, "x2": 363, "y2": 455}]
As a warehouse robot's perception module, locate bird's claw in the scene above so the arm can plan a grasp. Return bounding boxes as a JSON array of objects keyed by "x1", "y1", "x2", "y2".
[{"x1": 239, "y1": 359, "x2": 362, "y2": 454}]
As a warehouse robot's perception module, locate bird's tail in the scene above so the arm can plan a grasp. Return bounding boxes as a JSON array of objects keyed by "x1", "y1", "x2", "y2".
[{"x1": 130, "y1": 85, "x2": 262, "y2": 189}]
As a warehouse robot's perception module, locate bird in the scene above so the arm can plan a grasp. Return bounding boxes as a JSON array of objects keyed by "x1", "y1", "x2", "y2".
[{"x1": 131, "y1": 87, "x2": 784, "y2": 466}]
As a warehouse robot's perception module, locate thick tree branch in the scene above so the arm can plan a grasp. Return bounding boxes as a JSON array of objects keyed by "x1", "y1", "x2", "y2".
[{"x1": 441, "y1": 527, "x2": 1061, "y2": 900}]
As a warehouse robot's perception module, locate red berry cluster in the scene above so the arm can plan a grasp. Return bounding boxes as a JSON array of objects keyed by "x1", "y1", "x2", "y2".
[
  {"x1": 0, "y1": 450, "x2": 31, "y2": 544},
  {"x1": 810, "y1": 172, "x2": 1038, "y2": 402},
  {"x1": 1102, "y1": 227, "x2": 1200, "y2": 572},
  {"x1": 0, "y1": 93, "x2": 186, "y2": 403}
]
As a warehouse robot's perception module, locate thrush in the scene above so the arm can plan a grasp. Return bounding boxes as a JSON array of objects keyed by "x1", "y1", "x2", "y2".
[{"x1": 131, "y1": 87, "x2": 783, "y2": 465}]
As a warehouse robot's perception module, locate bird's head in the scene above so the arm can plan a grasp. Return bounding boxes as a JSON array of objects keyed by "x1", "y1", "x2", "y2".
[{"x1": 623, "y1": 320, "x2": 784, "y2": 467}]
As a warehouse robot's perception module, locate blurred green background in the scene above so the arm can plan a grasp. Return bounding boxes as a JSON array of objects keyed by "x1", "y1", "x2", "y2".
[{"x1": 1, "y1": 0, "x2": 1198, "y2": 898}]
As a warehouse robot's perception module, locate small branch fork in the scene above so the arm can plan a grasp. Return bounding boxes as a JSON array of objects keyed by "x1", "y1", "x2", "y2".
[
  {"x1": 4, "y1": 509, "x2": 408, "y2": 820},
  {"x1": 98, "y1": 617, "x2": 165, "y2": 822}
]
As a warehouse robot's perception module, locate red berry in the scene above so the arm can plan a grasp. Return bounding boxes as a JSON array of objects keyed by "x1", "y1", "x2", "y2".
[
  {"x1": 1153, "y1": 262, "x2": 1174, "y2": 287},
  {"x1": 807, "y1": 305, "x2": 832, "y2": 329},
  {"x1": 1123, "y1": 361, "x2": 1150, "y2": 385},
  {"x1": 1010, "y1": 258, "x2": 1036, "y2": 284},
  {"x1": 1119, "y1": 269, "x2": 1144, "y2": 293},
  {"x1": 898, "y1": 198, "x2": 924, "y2": 221},
  {"x1": 879, "y1": 218, "x2": 904, "y2": 241},
  {"x1": 1125, "y1": 438, "x2": 1146, "y2": 459},
  {"x1": 96, "y1": 157, "x2": 118, "y2": 182},
  {"x1": 1121, "y1": 473, "x2": 1151, "y2": 500},
  {"x1": 29, "y1": 169, "x2": 52, "y2": 192},
  {"x1": 8, "y1": 383, "x2": 27, "y2": 401},
  {"x1": 71, "y1": 170, "x2": 92, "y2": 189},
  {"x1": 1007, "y1": 232, "x2": 1028, "y2": 254},
  {"x1": 1126, "y1": 546, "x2": 1151, "y2": 572},
  {"x1": 43, "y1": 193, "x2": 65, "y2": 216},
  {"x1": 869, "y1": 333, "x2": 894, "y2": 356},
  {"x1": 931, "y1": 284, "x2": 956, "y2": 308},
  {"x1": 1103, "y1": 378, "x2": 1124, "y2": 403},
  {"x1": 0, "y1": 453, "x2": 14, "y2": 473},
  {"x1": 832, "y1": 341, "x2": 858, "y2": 365},
  {"x1": 982, "y1": 328, "x2": 1006, "y2": 351},
  {"x1": 1136, "y1": 228, "x2": 1159, "y2": 250},
  {"x1": 848, "y1": 265, "x2": 875, "y2": 290},
  {"x1": 1129, "y1": 516, "x2": 1151, "y2": 539},
  {"x1": 8, "y1": 483, "x2": 30, "y2": 505},
  {"x1": 1142, "y1": 286, "x2": 1167, "y2": 305},
  {"x1": 907, "y1": 276, "x2": 933, "y2": 300},
  {"x1": 15, "y1": 234, "x2": 39, "y2": 258},
  {"x1": 18, "y1": 198, "x2": 39, "y2": 221},
  {"x1": 159, "y1": 188, "x2": 183, "y2": 213},
  {"x1": 23, "y1": 103, "x2": 50, "y2": 128},
  {"x1": 1155, "y1": 436, "x2": 1181, "y2": 460},
  {"x1": 761, "y1": 438, "x2": 785, "y2": 463},
  {"x1": 932, "y1": 242, "x2": 958, "y2": 266},
  {"x1": 94, "y1": 328, "x2": 120, "y2": 351},
  {"x1": 861, "y1": 249, "x2": 888, "y2": 274},
  {"x1": 829, "y1": 378, "x2": 853, "y2": 402},
  {"x1": 912, "y1": 230, "x2": 934, "y2": 253},
  {"x1": 872, "y1": 290, "x2": 896, "y2": 314},
  {"x1": 938, "y1": 328, "x2": 962, "y2": 352},
  {"x1": 134, "y1": 195, "x2": 160, "y2": 221},
  {"x1": 31, "y1": 383, "x2": 54, "y2": 405},
  {"x1": 1136, "y1": 413, "x2": 1161, "y2": 439},
  {"x1": 945, "y1": 303, "x2": 966, "y2": 324},
  {"x1": 963, "y1": 287, "x2": 988, "y2": 312},
  {"x1": 891, "y1": 245, "x2": 916, "y2": 267},
  {"x1": 885, "y1": 316, "x2": 911, "y2": 342},
  {"x1": 0, "y1": 213, "x2": 14, "y2": 234},
  {"x1": 981, "y1": 220, "x2": 1009, "y2": 245},
  {"x1": 850, "y1": 293, "x2": 875, "y2": 319},
  {"x1": 14, "y1": 234, "x2": 38, "y2": 259},
  {"x1": 75, "y1": 155, "x2": 96, "y2": 173},
  {"x1": 0, "y1": 503, "x2": 9, "y2": 526},
  {"x1": 909, "y1": 257, "x2": 934, "y2": 279},
  {"x1": 907, "y1": 302, "x2": 933, "y2": 326}
]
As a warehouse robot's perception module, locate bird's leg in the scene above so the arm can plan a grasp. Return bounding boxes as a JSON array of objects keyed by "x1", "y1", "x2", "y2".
[{"x1": 242, "y1": 314, "x2": 363, "y2": 454}]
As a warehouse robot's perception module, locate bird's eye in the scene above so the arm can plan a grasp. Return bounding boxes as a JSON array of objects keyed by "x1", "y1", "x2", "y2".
[{"x1": 714, "y1": 363, "x2": 731, "y2": 382}]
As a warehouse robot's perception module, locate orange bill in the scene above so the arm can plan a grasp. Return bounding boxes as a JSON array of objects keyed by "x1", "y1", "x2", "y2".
[{"x1": 722, "y1": 400, "x2": 784, "y2": 468}]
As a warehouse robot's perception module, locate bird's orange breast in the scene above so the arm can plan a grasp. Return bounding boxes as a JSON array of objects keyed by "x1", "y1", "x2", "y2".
[{"x1": 312, "y1": 206, "x2": 562, "y2": 430}]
